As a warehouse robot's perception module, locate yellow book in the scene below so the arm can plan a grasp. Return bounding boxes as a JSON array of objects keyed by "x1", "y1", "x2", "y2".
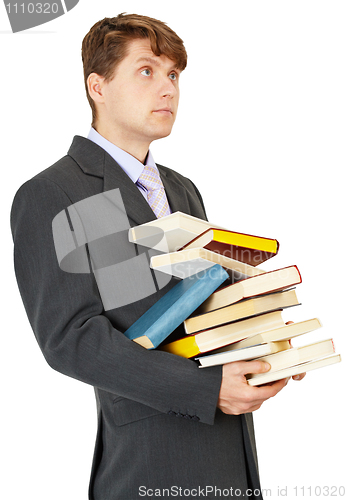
[{"x1": 180, "y1": 227, "x2": 278, "y2": 266}]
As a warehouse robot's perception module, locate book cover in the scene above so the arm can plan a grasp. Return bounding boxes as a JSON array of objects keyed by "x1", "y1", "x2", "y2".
[
  {"x1": 196, "y1": 342, "x2": 288, "y2": 368},
  {"x1": 128, "y1": 211, "x2": 225, "y2": 252},
  {"x1": 184, "y1": 288, "x2": 300, "y2": 334},
  {"x1": 180, "y1": 228, "x2": 279, "y2": 266},
  {"x1": 247, "y1": 354, "x2": 341, "y2": 386},
  {"x1": 196, "y1": 265, "x2": 302, "y2": 314},
  {"x1": 252, "y1": 338, "x2": 335, "y2": 374},
  {"x1": 150, "y1": 247, "x2": 265, "y2": 280},
  {"x1": 160, "y1": 310, "x2": 286, "y2": 358},
  {"x1": 211, "y1": 318, "x2": 322, "y2": 353},
  {"x1": 123, "y1": 264, "x2": 229, "y2": 349}
]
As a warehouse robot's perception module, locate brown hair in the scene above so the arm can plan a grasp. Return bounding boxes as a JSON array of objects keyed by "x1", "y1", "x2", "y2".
[{"x1": 82, "y1": 13, "x2": 188, "y2": 126}]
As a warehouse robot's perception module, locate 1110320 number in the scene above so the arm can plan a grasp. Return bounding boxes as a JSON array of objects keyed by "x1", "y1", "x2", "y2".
[{"x1": 6, "y1": 3, "x2": 60, "y2": 14}]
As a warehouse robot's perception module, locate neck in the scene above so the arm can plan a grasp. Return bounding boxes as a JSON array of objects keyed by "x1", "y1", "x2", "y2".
[{"x1": 94, "y1": 123, "x2": 150, "y2": 164}]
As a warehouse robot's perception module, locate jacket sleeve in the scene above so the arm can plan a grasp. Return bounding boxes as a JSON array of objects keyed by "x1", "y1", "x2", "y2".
[{"x1": 11, "y1": 177, "x2": 222, "y2": 425}]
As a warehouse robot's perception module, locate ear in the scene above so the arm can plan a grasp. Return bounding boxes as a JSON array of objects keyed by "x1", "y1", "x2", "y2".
[{"x1": 87, "y1": 73, "x2": 106, "y2": 104}]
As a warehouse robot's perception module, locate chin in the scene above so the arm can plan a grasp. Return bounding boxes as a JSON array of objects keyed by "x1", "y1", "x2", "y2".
[{"x1": 153, "y1": 126, "x2": 174, "y2": 141}]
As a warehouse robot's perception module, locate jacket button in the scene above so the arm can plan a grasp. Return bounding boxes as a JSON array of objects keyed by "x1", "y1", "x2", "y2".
[{"x1": 191, "y1": 416, "x2": 200, "y2": 421}]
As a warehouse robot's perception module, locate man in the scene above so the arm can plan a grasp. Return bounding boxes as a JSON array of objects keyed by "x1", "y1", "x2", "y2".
[{"x1": 11, "y1": 14, "x2": 301, "y2": 499}]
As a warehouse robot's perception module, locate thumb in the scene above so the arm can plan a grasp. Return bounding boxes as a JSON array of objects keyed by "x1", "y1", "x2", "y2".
[{"x1": 240, "y1": 360, "x2": 271, "y2": 376}]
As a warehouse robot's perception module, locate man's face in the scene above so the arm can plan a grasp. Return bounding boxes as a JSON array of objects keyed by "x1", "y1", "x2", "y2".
[{"x1": 97, "y1": 38, "x2": 181, "y2": 151}]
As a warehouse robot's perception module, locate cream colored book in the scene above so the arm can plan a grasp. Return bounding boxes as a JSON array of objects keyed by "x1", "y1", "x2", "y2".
[
  {"x1": 160, "y1": 310, "x2": 286, "y2": 358},
  {"x1": 196, "y1": 342, "x2": 287, "y2": 368},
  {"x1": 150, "y1": 247, "x2": 265, "y2": 279},
  {"x1": 128, "y1": 212, "x2": 225, "y2": 252},
  {"x1": 247, "y1": 354, "x2": 341, "y2": 386},
  {"x1": 196, "y1": 266, "x2": 301, "y2": 315},
  {"x1": 184, "y1": 289, "x2": 299, "y2": 334},
  {"x1": 213, "y1": 318, "x2": 322, "y2": 353},
  {"x1": 252, "y1": 339, "x2": 335, "y2": 374}
]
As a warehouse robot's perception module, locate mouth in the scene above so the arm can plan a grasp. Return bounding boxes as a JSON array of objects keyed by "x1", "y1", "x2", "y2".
[{"x1": 153, "y1": 108, "x2": 173, "y2": 116}]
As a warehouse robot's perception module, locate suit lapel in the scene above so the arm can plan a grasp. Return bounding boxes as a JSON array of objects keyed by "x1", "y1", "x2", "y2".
[
  {"x1": 68, "y1": 136, "x2": 156, "y2": 227},
  {"x1": 158, "y1": 166, "x2": 190, "y2": 214},
  {"x1": 103, "y1": 153, "x2": 156, "y2": 226}
]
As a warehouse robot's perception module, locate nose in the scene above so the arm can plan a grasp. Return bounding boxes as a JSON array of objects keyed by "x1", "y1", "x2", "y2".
[{"x1": 159, "y1": 75, "x2": 178, "y2": 99}]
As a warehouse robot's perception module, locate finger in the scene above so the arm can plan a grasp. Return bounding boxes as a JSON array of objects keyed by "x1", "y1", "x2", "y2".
[
  {"x1": 234, "y1": 360, "x2": 271, "y2": 376},
  {"x1": 292, "y1": 372, "x2": 306, "y2": 381}
]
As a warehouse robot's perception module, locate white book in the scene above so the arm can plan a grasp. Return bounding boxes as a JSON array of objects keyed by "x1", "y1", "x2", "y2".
[
  {"x1": 129, "y1": 211, "x2": 225, "y2": 252},
  {"x1": 252, "y1": 339, "x2": 335, "y2": 373},
  {"x1": 196, "y1": 342, "x2": 287, "y2": 368},
  {"x1": 214, "y1": 318, "x2": 322, "y2": 352},
  {"x1": 247, "y1": 354, "x2": 341, "y2": 386},
  {"x1": 150, "y1": 247, "x2": 265, "y2": 279}
]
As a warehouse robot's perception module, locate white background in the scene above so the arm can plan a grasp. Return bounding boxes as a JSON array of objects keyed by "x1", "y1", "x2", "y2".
[{"x1": 1, "y1": 1, "x2": 346, "y2": 498}]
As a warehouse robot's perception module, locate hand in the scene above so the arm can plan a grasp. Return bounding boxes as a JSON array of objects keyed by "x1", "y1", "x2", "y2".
[{"x1": 217, "y1": 360, "x2": 289, "y2": 415}]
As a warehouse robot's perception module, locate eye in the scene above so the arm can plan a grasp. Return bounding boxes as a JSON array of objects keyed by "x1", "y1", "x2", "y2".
[
  {"x1": 169, "y1": 72, "x2": 178, "y2": 81},
  {"x1": 140, "y1": 68, "x2": 152, "y2": 76}
]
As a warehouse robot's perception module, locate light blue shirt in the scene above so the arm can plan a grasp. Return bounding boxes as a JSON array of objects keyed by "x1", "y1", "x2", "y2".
[{"x1": 87, "y1": 127, "x2": 157, "y2": 200}]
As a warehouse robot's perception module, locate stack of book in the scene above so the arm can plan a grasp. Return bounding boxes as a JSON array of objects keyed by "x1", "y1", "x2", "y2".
[{"x1": 126, "y1": 212, "x2": 341, "y2": 385}]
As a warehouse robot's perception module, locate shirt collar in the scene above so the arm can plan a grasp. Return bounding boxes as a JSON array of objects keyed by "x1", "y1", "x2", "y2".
[{"x1": 87, "y1": 127, "x2": 156, "y2": 183}]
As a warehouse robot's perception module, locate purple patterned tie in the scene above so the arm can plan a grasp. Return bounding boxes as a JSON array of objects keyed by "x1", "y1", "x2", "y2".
[{"x1": 138, "y1": 165, "x2": 171, "y2": 218}]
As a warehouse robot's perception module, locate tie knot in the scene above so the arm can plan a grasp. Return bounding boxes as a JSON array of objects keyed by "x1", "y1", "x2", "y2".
[{"x1": 138, "y1": 165, "x2": 163, "y2": 192}]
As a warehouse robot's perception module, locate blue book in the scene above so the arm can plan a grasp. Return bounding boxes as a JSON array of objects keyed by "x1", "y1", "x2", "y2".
[{"x1": 124, "y1": 264, "x2": 229, "y2": 349}]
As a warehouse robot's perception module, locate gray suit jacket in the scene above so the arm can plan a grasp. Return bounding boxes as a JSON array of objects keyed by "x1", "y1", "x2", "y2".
[{"x1": 11, "y1": 136, "x2": 262, "y2": 499}]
